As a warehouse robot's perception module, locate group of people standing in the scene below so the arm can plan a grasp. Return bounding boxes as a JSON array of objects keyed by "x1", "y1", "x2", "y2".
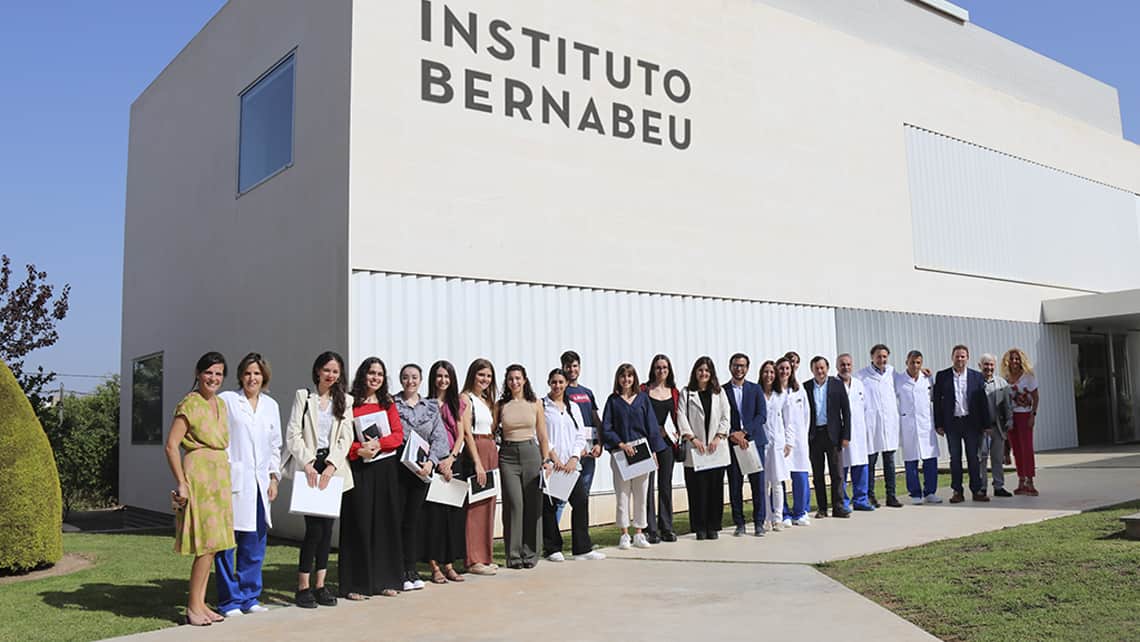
[{"x1": 163, "y1": 343, "x2": 1040, "y2": 625}]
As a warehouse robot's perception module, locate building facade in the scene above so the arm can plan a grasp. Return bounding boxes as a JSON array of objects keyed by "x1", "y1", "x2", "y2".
[{"x1": 121, "y1": 0, "x2": 1140, "y2": 536}]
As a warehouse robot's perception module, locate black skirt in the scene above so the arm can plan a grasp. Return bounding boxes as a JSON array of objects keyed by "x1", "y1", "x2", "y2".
[
  {"x1": 420, "y1": 494, "x2": 467, "y2": 565},
  {"x1": 337, "y1": 455, "x2": 404, "y2": 595}
]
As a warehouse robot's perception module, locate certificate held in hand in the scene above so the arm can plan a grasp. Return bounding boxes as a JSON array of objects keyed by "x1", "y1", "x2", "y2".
[
  {"x1": 401, "y1": 430, "x2": 431, "y2": 483},
  {"x1": 543, "y1": 469, "x2": 581, "y2": 502},
  {"x1": 426, "y1": 473, "x2": 469, "y2": 507},
  {"x1": 691, "y1": 440, "x2": 731, "y2": 471},
  {"x1": 288, "y1": 474, "x2": 343, "y2": 518},
  {"x1": 468, "y1": 469, "x2": 499, "y2": 503},
  {"x1": 354, "y1": 411, "x2": 391, "y2": 463},
  {"x1": 733, "y1": 440, "x2": 763, "y2": 476},
  {"x1": 613, "y1": 438, "x2": 657, "y2": 481}
]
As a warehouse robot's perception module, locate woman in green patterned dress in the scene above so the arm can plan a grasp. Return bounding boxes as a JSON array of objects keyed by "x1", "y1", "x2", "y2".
[{"x1": 164, "y1": 352, "x2": 236, "y2": 626}]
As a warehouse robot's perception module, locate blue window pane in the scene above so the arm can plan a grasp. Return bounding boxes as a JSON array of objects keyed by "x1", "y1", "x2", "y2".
[{"x1": 239, "y1": 55, "x2": 294, "y2": 193}]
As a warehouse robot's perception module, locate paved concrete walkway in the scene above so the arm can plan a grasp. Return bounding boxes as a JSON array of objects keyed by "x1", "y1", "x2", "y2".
[{"x1": 117, "y1": 446, "x2": 1139, "y2": 642}]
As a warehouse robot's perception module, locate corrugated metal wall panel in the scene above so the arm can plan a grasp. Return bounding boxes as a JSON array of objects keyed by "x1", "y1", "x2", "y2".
[
  {"x1": 836, "y1": 308, "x2": 1078, "y2": 452},
  {"x1": 905, "y1": 125, "x2": 1140, "y2": 292},
  {"x1": 352, "y1": 271, "x2": 838, "y2": 494}
]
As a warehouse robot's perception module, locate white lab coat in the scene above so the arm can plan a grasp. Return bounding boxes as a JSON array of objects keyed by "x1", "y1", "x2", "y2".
[
  {"x1": 782, "y1": 386, "x2": 811, "y2": 473},
  {"x1": 763, "y1": 390, "x2": 791, "y2": 482},
  {"x1": 841, "y1": 377, "x2": 873, "y2": 468},
  {"x1": 856, "y1": 365, "x2": 901, "y2": 453},
  {"x1": 219, "y1": 390, "x2": 282, "y2": 531},
  {"x1": 894, "y1": 371, "x2": 939, "y2": 462}
]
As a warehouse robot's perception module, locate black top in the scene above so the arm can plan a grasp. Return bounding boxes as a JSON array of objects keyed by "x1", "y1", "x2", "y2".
[
  {"x1": 698, "y1": 389, "x2": 713, "y2": 432},
  {"x1": 650, "y1": 396, "x2": 673, "y2": 427}
]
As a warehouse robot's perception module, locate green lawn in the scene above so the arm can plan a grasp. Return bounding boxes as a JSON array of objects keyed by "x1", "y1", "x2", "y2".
[
  {"x1": 0, "y1": 472, "x2": 958, "y2": 642},
  {"x1": 818, "y1": 501, "x2": 1140, "y2": 642}
]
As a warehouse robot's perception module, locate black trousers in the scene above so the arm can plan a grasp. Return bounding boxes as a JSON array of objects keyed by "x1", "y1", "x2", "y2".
[
  {"x1": 338, "y1": 456, "x2": 404, "y2": 595},
  {"x1": 808, "y1": 429, "x2": 843, "y2": 514},
  {"x1": 542, "y1": 473, "x2": 592, "y2": 556},
  {"x1": 298, "y1": 448, "x2": 334, "y2": 574},
  {"x1": 868, "y1": 450, "x2": 897, "y2": 501},
  {"x1": 646, "y1": 446, "x2": 676, "y2": 536},
  {"x1": 684, "y1": 466, "x2": 725, "y2": 534},
  {"x1": 398, "y1": 463, "x2": 430, "y2": 575}
]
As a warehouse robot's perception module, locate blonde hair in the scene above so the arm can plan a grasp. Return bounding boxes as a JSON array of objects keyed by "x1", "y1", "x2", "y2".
[{"x1": 1000, "y1": 348, "x2": 1034, "y2": 380}]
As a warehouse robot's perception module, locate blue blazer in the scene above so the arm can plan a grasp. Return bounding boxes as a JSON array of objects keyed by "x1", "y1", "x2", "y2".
[
  {"x1": 933, "y1": 367, "x2": 992, "y2": 433},
  {"x1": 803, "y1": 376, "x2": 851, "y2": 445},
  {"x1": 601, "y1": 391, "x2": 668, "y2": 454},
  {"x1": 725, "y1": 380, "x2": 768, "y2": 450}
]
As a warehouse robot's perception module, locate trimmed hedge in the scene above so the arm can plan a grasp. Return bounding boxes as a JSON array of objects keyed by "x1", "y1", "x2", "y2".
[{"x1": 0, "y1": 360, "x2": 62, "y2": 572}]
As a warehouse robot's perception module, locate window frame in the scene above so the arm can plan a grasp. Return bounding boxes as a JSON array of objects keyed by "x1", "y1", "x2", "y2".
[
  {"x1": 130, "y1": 351, "x2": 165, "y2": 445},
  {"x1": 236, "y1": 48, "x2": 298, "y2": 196}
]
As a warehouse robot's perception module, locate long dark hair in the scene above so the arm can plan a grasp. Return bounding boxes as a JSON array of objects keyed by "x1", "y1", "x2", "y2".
[
  {"x1": 429, "y1": 360, "x2": 460, "y2": 421},
  {"x1": 462, "y1": 358, "x2": 497, "y2": 404},
  {"x1": 612, "y1": 363, "x2": 640, "y2": 395},
  {"x1": 687, "y1": 356, "x2": 721, "y2": 393},
  {"x1": 351, "y1": 357, "x2": 391, "y2": 410},
  {"x1": 647, "y1": 353, "x2": 676, "y2": 389},
  {"x1": 758, "y1": 359, "x2": 781, "y2": 394},
  {"x1": 191, "y1": 351, "x2": 227, "y2": 392},
  {"x1": 498, "y1": 364, "x2": 537, "y2": 406},
  {"x1": 311, "y1": 351, "x2": 347, "y2": 419},
  {"x1": 775, "y1": 357, "x2": 799, "y2": 393}
]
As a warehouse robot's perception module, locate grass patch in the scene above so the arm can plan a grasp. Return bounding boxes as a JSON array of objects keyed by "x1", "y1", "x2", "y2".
[{"x1": 818, "y1": 501, "x2": 1140, "y2": 642}]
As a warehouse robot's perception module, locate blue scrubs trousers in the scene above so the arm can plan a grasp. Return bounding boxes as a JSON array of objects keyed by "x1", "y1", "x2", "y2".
[
  {"x1": 215, "y1": 487, "x2": 267, "y2": 613},
  {"x1": 840, "y1": 464, "x2": 872, "y2": 510},
  {"x1": 905, "y1": 458, "x2": 939, "y2": 499},
  {"x1": 782, "y1": 471, "x2": 810, "y2": 520}
]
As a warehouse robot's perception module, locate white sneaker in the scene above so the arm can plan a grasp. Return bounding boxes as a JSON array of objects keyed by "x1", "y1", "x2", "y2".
[
  {"x1": 781, "y1": 518, "x2": 793, "y2": 528},
  {"x1": 244, "y1": 604, "x2": 269, "y2": 614},
  {"x1": 402, "y1": 580, "x2": 415, "y2": 591},
  {"x1": 222, "y1": 608, "x2": 243, "y2": 618},
  {"x1": 633, "y1": 533, "x2": 651, "y2": 548},
  {"x1": 618, "y1": 534, "x2": 632, "y2": 550},
  {"x1": 924, "y1": 494, "x2": 943, "y2": 504},
  {"x1": 546, "y1": 552, "x2": 565, "y2": 562},
  {"x1": 911, "y1": 496, "x2": 924, "y2": 505},
  {"x1": 792, "y1": 516, "x2": 811, "y2": 526},
  {"x1": 573, "y1": 550, "x2": 607, "y2": 561},
  {"x1": 414, "y1": 578, "x2": 425, "y2": 590}
]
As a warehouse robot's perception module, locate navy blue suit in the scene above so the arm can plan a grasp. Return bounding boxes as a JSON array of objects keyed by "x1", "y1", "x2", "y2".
[
  {"x1": 725, "y1": 381, "x2": 767, "y2": 530},
  {"x1": 933, "y1": 367, "x2": 992, "y2": 495}
]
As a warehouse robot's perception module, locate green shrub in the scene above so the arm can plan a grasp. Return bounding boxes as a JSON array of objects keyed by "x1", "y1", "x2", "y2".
[
  {"x1": 40, "y1": 377, "x2": 120, "y2": 516},
  {"x1": 0, "y1": 359, "x2": 63, "y2": 572}
]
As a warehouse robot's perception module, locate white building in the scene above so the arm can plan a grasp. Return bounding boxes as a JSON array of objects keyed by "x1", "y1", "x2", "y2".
[{"x1": 120, "y1": 0, "x2": 1140, "y2": 536}]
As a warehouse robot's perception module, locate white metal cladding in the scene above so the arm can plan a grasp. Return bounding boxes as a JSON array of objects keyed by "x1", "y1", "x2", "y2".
[
  {"x1": 350, "y1": 271, "x2": 838, "y2": 494},
  {"x1": 835, "y1": 308, "x2": 1078, "y2": 451},
  {"x1": 904, "y1": 125, "x2": 1140, "y2": 292}
]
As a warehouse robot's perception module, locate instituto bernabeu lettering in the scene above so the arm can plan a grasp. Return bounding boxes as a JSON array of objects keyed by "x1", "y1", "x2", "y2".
[{"x1": 419, "y1": 1, "x2": 692, "y2": 150}]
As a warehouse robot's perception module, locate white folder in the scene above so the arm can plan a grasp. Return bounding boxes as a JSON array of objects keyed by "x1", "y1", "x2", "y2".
[
  {"x1": 691, "y1": 442, "x2": 731, "y2": 471},
  {"x1": 543, "y1": 469, "x2": 581, "y2": 502},
  {"x1": 401, "y1": 430, "x2": 432, "y2": 483},
  {"x1": 354, "y1": 411, "x2": 391, "y2": 463},
  {"x1": 468, "y1": 469, "x2": 500, "y2": 503},
  {"x1": 733, "y1": 441, "x2": 763, "y2": 476},
  {"x1": 426, "y1": 473, "x2": 469, "y2": 507},
  {"x1": 612, "y1": 438, "x2": 658, "y2": 481},
  {"x1": 288, "y1": 474, "x2": 343, "y2": 518},
  {"x1": 662, "y1": 413, "x2": 679, "y2": 444}
]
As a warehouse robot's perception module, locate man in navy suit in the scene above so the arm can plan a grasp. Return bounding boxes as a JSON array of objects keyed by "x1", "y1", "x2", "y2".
[
  {"x1": 725, "y1": 353, "x2": 768, "y2": 536},
  {"x1": 933, "y1": 345, "x2": 993, "y2": 503},
  {"x1": 803, "y1": 356, "x2": 852, "y2": 518}
]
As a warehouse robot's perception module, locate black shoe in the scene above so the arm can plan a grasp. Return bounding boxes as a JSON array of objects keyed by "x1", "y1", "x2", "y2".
[
  {"x1": 885, "y1": 496, "x2": 903, "y2": 508},
  {"x1": 853, "y1": 504, "x2": 875, "y2": 512},
  {"x1": 295, "y1": 589, "x2": 317, "y2": 609},
  {"x1": 661, "y1": 531, "x2": 677, "y2": 542},
  {"x1": 647, "y1": 532, "x2": 661, "y2": 544},
  {"x1": 506, "y1": 560, "x2": 525, "y2": 570},
  {"x1": 994, "y1": 487, "x2": 1013, "y2": 497},
  {"x1": 695, "y1": 531, "x2": 707, "y2": 540},
  {"x1": 870, "y1": 497, "x2": 881, "y2": 508},
  {"x1": 522, "y1": 560, "x2": 536, "y2": 569},
  {"x1": 708, "y1": 530, "x2": 719, "y2": 540},
  {"x1": 314, "y1": 586, "x2": 337, "y2": 607},
  {"x1": 833, "y1": 509, "x2": 851, "y2": 518},
  {"x1": 815, "y1": 510, "x2": 828, "y2": 519},
  {"x1": 733, "y1": 525, "x2": 746, "y2": 537},
  {"x1": 972, "y1": 492, "x2": 990, "y2": 502}
]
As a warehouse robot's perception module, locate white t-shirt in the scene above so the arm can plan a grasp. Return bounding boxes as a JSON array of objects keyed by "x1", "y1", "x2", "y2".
[{"x1": 1010, "y1": 374, "x2": 1038, "y2": 414}]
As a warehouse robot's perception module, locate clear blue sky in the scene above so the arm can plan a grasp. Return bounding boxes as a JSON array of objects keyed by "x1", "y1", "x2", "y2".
[{"x1": 1, "y1": 1, "x2": 1137, "y2": 393}]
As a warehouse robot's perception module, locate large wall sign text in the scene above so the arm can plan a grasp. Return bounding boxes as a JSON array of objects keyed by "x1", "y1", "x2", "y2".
[{"x1": 420, "y1": 1, "x2": 692, "y2": 150}]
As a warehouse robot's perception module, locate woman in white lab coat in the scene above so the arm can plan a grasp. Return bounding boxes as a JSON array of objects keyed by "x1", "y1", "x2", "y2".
[
  {"x1": 893, "y1": 350, "x2": 940, "y2": 505},
  {"x1": 777, "y1": 357, "x2": 811, "y2": 526},
  {"x1": 215, "y1": 353, "x2": 282, "y2": 616},
  {"x1": 758, "y1": 361, "x2": 790, "y2": 531}
]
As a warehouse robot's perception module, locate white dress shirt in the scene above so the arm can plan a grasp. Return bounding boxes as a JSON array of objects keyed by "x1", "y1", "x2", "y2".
[{"x1": 953, "y1": 369, "x2": 968, "y2": 417}]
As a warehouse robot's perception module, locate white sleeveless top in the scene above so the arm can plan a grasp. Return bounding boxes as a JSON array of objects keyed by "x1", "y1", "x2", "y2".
[{"x1": 468, "y1": 394, "x2": 494, "y2": 435}]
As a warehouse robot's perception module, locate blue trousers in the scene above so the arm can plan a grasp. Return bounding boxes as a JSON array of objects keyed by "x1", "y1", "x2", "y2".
[
  {"x1": 839, "y1": 464, "x2": 872, "y2": 510},
  {"x1": 905, "y1": 458, "x2": 938, "y2": 498},
  {"x1": 782, "y1": 471, "x2": 810, "y2": 520},
  {"x1": 215, "y1": 489, "x2": 267, "y2": 613},
  {"x1": 727, "y1": 444, "x2": 765, "y2": 527}
]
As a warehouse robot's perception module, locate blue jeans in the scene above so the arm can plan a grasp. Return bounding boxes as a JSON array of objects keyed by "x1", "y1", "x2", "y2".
[
  {"x1": 782, "y1": 472, "x2": 810, "y2": 520},
  {"x1": 215, "y1": 487, "x2": 267, "y2": 613},
  {"x1": 905, "y1": 458, "x2": 939, "y2": 498}
]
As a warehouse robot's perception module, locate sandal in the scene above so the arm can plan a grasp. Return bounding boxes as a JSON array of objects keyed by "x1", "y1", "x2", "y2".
[
  {"x1": 444, "y1": 566, "x2": 464, "y2": 582},
  {"x1": 343, "y1": 592, "x2": 369, "y2": 601},
  {"x1": 430, "y1": 568, "x2": 447, "y2": 584},
  {"x1": 379, "y1": 589, "x2": 399, "y2": 597}
]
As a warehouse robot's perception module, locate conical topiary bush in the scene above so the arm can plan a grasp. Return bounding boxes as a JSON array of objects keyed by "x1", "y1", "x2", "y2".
[{"x1": 0, "y1": 360, "x2": 63, "y2": 572}]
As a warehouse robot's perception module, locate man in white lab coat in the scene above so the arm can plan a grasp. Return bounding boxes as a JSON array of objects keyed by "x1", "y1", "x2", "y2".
[
  {"x1": 855, "y1": 344, "x2": 903, "y2": 508},
  {"x1": 894, "y1": 350, "x2": 941, "y2": 505},
  {"x1": 837, "y1": 353, "x2": 874, "y2": 511}
]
